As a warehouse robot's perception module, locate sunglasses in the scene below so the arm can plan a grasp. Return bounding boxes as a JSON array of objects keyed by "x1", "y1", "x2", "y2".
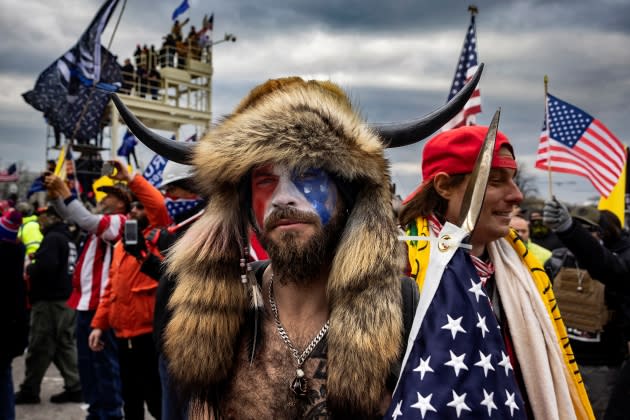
[{"x1": 131, "y1": 202, "x2": 144, "y2": 210}]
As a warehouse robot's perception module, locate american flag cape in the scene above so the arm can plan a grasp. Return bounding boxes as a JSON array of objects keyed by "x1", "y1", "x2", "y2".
[
  {"x1": 441, "y1": 14, "x2": 482, "y2": 131},
  {"x1": 535, "y1": 93, "x2": 626, "y2": 198},
  {"x1": 386, "y1": 223, "x2": 525, "y2": 419},
  {"x1": 22, "y1": 0, "x2": 121, "y2": 143}
]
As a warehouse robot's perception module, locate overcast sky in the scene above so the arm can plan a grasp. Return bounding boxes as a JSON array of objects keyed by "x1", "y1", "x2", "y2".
[{"x1": 1, "y1": 0, "x2": 629, "y2": 204}]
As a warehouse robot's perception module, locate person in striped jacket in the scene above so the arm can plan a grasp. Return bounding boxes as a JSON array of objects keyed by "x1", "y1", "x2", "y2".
[{"x1": 46, "y1": 173, "x2": 130, "y2": 420}]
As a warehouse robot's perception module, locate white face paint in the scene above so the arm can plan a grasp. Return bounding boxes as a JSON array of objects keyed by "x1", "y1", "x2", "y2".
[{"x1": 251, "y1": 164, "x2": 338, "y2": 229}]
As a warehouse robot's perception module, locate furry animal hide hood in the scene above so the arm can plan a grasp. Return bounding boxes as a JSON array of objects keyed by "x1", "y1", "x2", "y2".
[{"x1": 164, "y1": 77, "x2": 403, "y2": 416}]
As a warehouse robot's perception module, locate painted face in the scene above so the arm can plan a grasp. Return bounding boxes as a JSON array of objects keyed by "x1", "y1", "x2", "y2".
[{"x1": 251, "y1": 164, "x2": 338, "y2": 230}]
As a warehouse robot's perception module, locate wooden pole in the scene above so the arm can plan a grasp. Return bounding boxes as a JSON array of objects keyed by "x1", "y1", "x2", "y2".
[{"x1": 544, "y1": 75, "x2": 553, "y2": 199}]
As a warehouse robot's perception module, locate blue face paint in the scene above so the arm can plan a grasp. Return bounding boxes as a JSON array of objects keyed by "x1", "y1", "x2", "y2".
[{"x1": 291, "y1": 168, "x2": 336, "y2": 225}]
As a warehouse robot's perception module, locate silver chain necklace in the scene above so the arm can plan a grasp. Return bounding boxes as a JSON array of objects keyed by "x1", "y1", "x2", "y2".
[{"x1": 268, "y1": 273, "x2": 330, "y2": 397}]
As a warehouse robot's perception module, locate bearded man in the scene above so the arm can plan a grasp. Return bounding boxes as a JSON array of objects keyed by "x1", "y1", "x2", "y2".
[{"x1": 110, "y1": 69, "x2": 483, "y2": 417}]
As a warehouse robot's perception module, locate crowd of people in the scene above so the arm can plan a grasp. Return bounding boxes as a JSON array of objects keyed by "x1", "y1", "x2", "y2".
[
  {"x1": 2, "y1": 74, "x2": 628, "y2": 419},
  {"x1": 118, "y1": 15, "x2": 214, "y2": 100}
]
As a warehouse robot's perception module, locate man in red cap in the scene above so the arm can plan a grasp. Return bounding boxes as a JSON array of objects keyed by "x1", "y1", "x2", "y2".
[{"x1": 398, "y1": 125, "x2": 593, "y2": 419}]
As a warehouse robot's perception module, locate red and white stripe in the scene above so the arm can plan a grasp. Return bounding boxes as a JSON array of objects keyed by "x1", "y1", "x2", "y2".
[{"x1": 67, "y1": 214, "x2": 125, "y2": 310}]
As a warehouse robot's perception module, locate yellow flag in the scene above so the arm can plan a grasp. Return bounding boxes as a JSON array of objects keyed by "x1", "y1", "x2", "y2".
[
  {"x1": 598, "y1": 146, "x2": 627, "y2": 227},
  {"x1": 54, "y1": 144, "x2": 68, "y2": 180}
]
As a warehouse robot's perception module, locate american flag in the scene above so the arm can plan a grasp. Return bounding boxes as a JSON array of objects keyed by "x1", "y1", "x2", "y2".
[
  {"x1": 386, "y1": 249, "x2": 525, "y2": 419},
  {"x1": 441, "y1": 14, "x2": 482, "y2": 131},
  {"x1": 535, "y1": 93, "x2": 626, "y2": 197}
]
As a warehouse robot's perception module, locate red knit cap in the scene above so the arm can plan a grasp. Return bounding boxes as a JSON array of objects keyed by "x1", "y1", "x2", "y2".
[
  {"x1": 403, "y1": 125, "x2": 516, "y2": 204},
  {"x1": 0, "y1": 209, "x2": 23, "y2": 242}
]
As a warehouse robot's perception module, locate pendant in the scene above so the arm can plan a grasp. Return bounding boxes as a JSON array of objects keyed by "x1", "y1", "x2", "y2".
[{"x1": 290, "y1": 368, "x2": 308, "y2": 397}]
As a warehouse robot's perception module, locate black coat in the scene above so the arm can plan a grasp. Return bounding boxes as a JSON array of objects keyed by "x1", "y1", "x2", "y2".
[
  {"x1": 27, "y1": 222, "x2": 76, "y2": 303},
  {"x1": 0, "y1": 240, "x2": 27, "y2": 364},
  {"x1": 551, "y1": 220, "x2": 630, "y2": 366}
]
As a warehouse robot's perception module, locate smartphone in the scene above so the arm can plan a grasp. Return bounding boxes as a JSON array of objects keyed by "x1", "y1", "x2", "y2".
[
  {"x1": 101, "y1": 161, "x2": 116, "y2": 177},
  {"x1": 124, "y1": 219, "x2": 139, "y2": 246}
]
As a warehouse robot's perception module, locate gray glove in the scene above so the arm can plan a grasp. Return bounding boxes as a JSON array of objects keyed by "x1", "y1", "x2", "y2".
[{"x1": 542, "y1": 198, "x2": 572, "y2": 232}]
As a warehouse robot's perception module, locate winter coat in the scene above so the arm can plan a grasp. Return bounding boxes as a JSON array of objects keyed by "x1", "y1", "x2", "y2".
[
  {"x1": 27, "y1": 222, "x2": 76, "y2": 303},
  {"x1": 0, "y1": 240, "x2": 26, "y2": 364},
  {"x1": 550, "y1": 220, "x2": 630, "y2": 366},
  {"x1": 91, "y1": 174, "x2": 170, "y2": 338}
]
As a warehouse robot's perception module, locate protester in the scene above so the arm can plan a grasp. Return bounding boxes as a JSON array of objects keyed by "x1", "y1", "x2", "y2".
[
  {"x1": 509, "y1": 215, "x2": 552, "y2": 264},
  {"x1": 88, "y1": 161, "x2": 169, "y2": 420},
  {"x1": 121, "y1": 58, "x2": 134, "y2": 95},
  {"x1": 14, "y1": 206, "x2": 82, "y2": 405},
  {"x1": 398, "y1": 125, "x2": 593, "y2": 418},
  {"x1": 16, "y1": 202, "x2": 43, "y2": 260},
  {"x1": 45, "y1": 174, "x2": 127, "y2": 420},
  {"x1": 543, "y1": 202, "x2": 630, "y2": 419},
  {"x1": 0, "y1": 210, "x2": 26, "y2": 420}
]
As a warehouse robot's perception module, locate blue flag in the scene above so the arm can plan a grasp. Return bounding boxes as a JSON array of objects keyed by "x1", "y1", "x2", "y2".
[
  {"x1": 143, "y1": 154, "x2": 168, "y2": 187},
  {"x1": 172, "y1": 0, "x2": 190, "y2": 20},
  {"x1": 22, "y1": 0, "x2": 121, "y2": 143},
  {"x1": 387, "y1": 224, "x2": 525, "y2": 419}
]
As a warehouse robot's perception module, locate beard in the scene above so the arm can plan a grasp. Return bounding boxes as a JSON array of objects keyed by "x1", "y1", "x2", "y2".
[{"x1": 257, "y1": 207, "x2": 346, "y2": 286}]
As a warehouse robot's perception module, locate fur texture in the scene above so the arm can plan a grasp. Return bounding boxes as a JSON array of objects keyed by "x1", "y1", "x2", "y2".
[{"x1": 164, "y1": 78, "x2": 403, "y2": 416}]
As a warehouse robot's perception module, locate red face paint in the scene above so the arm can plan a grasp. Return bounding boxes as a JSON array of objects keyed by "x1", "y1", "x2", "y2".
[{"x1": 251, "y1": 164, "x2": 279, "y2": 228}]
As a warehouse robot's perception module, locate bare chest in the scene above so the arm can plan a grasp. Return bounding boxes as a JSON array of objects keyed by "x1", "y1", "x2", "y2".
[{"x1": 218, "y1": 316, "x2": 329, "y2": 419}]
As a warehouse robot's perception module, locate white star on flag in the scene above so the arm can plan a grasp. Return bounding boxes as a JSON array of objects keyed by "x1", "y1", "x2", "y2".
[
  {"x1": 410, "y1": 392, "x2": 437, "y2": 419},
  {"x1": 498, "y1": 351, "x2": 514, "y2": 376},
  {"x1": 468, "y1": 278, "x2": 486, "y2": 302},
  {"x1": 441, "y1": 314, "x2": 467, "y2": 339},
  {"x1": 446, "y1": 390, "x2": 472, "y2": 418},
  {"x1": 444, "y1": 350, "x2": 469, "y2": 377},
  {"x1": 480, "y1": 389, "x2": 498, "y2": 416},
  {"x1": 476, "y1": 312, "x2": 490, "y2": 338},
  {"x1": 473, "y1": 350, "x2": 495, "y2": 377},
  {"x1": 412, "y1": 356, "x2": 434, "y2": 380},
  {"x1": 505, "y1": 390, "x2": 520, "y2": 416}
]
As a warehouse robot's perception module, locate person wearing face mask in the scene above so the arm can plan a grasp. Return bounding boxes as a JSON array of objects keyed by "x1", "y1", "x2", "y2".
[
  {"x1": 87, "y1": 162, "x2": 170, "y2": 420},
  {"x1": 543, "y1": 202, "x2": 630, "y2": 419},
  {"x1": 45, "y1": 161, "x2": 167, "y2": 420}
]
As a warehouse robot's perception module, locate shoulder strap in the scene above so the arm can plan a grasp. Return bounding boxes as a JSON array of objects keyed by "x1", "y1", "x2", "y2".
[{"x1": 400, "y1": 276, "x2": 419, "y2": 343}]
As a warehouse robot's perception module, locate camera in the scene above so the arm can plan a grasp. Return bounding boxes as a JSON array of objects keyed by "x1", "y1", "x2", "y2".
[
  {"x1": 124, "y1": 219, "x2": 139, "y2": 246},
  {"x1": 101, "y1": 161, "x2": 116, "y2": 177}
]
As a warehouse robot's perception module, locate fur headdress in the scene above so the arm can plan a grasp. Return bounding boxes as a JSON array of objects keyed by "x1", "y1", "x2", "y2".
[{"x1": 165, "y1": 78, "x2": 403, "y2": 416}]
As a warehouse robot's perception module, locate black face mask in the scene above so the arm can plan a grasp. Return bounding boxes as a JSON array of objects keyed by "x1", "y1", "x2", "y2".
[{"x1": 530, "y1": 220, "x2": 549, "y2": 237}]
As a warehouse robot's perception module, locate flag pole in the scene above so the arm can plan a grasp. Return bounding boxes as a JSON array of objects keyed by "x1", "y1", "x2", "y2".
[{"x1": 544, "y1": 75, "x2": 553, "y2": 198}]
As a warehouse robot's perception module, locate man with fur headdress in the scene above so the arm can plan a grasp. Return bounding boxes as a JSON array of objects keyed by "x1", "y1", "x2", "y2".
[
  {"x1": 165, "y1": 78, "x2": 414, "y2": 418},
  {"x1": 109, "y1": 67, "x2": 483, "y2": 418}
]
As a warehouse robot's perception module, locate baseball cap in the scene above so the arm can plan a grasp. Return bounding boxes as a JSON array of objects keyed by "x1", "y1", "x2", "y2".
[
  {"x1": 97, "y1": 184, "x2": 133, "y2": 213},
  {"x1": 403, "y1": 125, "x2": 517, "y2": 204},
  {"x1": 571, "y1": 206, "x2": 600, "y2": 228}
]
